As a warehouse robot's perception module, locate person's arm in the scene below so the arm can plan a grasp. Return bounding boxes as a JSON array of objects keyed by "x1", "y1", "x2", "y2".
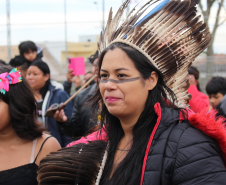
[
  {"x1": 56, "y1": 94, "x2": 82, "y2": 138},
  {"x1": 172, "y1": 126, "x2": 226, "y2": 184},
  {"x1": 57, "y1": 90, "x2": 74, "y2": 146},
  {"x1": 63, "y1": 69, "x2": 74, "y2": 96},
  {"x1": 63, "y1": 81, "x2": 72, "y2": 96}
]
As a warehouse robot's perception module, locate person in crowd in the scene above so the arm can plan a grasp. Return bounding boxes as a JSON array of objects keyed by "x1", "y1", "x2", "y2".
[
  {"x1": 63, "y1": 51, "x2": 99, "y2": 96},
  {"x1": 55, "y1": 51, "x2": 99, "y2": 139},
  {"x1": 0, "y1": 65, "x2": 60, "y2": 185},
  {"x1": 206, "y1": 76, "x2": 226, "y2": 117},
  {"x1": 82, "y1": 71, "x2": 94, "y2": 85},
  {"x1": 26, "y1": 60, "x2": 73, "y2": 147},
  {"x1": 9, "y1": 41, "x2": 43, "y2": 76},
  {"x1": 38, "y1": 1, "x2": 226, "y2": 185},
  {"x1": 187, "y1": 66, "x2": 209, "y2": 112},
  {"x1": 63, "y1": 70, "x2": 94, "y2": 96}
]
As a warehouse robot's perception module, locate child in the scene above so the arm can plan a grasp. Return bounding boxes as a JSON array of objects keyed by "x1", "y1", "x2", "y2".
[
  {"x1": 9, "y1": 41, "x2": 43, "y2": 76},
  {"x1": 206, "y1": 76, "x2": 226, "y2": 116}
]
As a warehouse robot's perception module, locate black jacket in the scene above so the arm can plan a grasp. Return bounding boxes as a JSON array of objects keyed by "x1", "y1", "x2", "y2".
[
  {"x1": 141, "y1": 105, "x2": 226, "y2": 185},
  {"x1": 58, "y1": 83, "x2": 97, "y2": 138},
  {"x1": 38, "y1": 104, "x2": 226, "y2": 184},
  {"x1": 216, "y1": 95, "x2": 226, "y2": 118}
]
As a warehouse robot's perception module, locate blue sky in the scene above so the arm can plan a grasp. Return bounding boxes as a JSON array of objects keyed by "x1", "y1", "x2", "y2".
[{"x1": 0, "y1": 0, "x2": 226, "y2": 54}]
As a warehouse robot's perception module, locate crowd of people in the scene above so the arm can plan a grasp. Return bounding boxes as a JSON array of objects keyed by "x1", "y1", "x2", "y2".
[{"x1": 0, "y1": 0, "x2": 226, "y2": 184}]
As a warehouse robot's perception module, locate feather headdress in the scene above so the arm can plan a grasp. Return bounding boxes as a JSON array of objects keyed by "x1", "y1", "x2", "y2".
[
  {"x1": 37, "y1": 141, "x2": 107, "y2": 185},
  {"x1": 98, "y1": 0, "x2": 211, "y2": 108}
]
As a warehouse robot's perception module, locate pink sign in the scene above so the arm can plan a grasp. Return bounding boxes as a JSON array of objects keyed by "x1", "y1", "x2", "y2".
[{"x1": 68, "y1": 57, "x2": 85, "y2": 76}]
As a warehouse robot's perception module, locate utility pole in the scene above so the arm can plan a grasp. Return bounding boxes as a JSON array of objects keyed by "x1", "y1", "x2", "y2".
[
  {"x1": 102, "y1": 0, "x2": 105, "y2": 32},
  {"x1": 64, "y1": 0, "x2": 68, "y2": 66},
  {"x1": 6, "y1": 0, "x2": 11, "y2": 62}
]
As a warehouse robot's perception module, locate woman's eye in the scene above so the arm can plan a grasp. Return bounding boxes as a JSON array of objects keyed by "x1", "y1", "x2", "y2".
[
  {"x1": 100, "y1": 74, "x2": 108, "y2": 79},
  {"x1": 118, "y1": 74, "x2": 127, "y2": 78}
]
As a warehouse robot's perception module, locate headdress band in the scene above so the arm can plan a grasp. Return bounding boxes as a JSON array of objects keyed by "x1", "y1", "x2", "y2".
[{"x1": 0, "y1": 68, "x2": 22, "y2": 94}]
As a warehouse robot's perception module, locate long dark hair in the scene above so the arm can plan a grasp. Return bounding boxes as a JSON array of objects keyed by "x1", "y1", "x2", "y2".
[
  {"x1": 0, "y1": 65, "x2": 45, "y2": 140},
  {"x1": 90, "y1": 43, "x2": 179, "y2": 185},
  {"x1": 30, "y1": 60, "x2": 50, "y2": 99},
  {"x1": 188, "y1": 66, "x2": 201, "y2": 91}
]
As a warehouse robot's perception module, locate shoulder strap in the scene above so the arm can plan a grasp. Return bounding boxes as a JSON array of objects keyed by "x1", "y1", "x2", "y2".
[
  {"x1": 34, "y1": 136, "x2": 52, "y2": 163},
  {"x1": 30, "y1": 138, "x2": 38, "y2": 163}
]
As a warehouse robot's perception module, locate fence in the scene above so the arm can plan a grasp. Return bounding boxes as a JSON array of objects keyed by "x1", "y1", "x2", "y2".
[{"x1": 192, "y1": 56, "x2": 226, "y2": 93}]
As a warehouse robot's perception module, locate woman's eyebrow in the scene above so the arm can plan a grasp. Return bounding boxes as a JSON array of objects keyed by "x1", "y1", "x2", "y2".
[
  {"x1": 100, "y1": 69, "x2": 108, "y2": 72},
  {"x1": 115, "y1": 68, "x2": 129, "y2": 72},
  {"x1": 100, "y1": 68, "x2": 130, "y2": 73}
]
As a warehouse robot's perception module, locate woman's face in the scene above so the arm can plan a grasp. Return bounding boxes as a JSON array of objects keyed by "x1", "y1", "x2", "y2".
[
  {"x1": 99, "y1": 48, "x2": 157, "y2": 119},
  {"x1": 0, "y1": 100, "x2": 11, "y2": 132},
  {"x1": 26, "y1": 66, "x2": 49, "y2": 90}
]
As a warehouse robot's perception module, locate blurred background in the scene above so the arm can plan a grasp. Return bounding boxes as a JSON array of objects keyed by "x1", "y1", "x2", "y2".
[{"x1": 0, "y1": 0, "x2": 226, "y2": 92}]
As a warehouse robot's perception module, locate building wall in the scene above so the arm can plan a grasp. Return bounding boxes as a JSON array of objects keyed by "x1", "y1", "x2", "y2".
[
  {"x1": 61, "y1": 42, "x2": 97, "y2": 67},
  {"x1": 0, "y1": 45, "x2": 19, "y2": 63}
]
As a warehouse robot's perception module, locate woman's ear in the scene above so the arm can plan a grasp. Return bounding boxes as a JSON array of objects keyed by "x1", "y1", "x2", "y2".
[
  {"x1": 44, "y1": 73, "x2": 50, "y2": 82},
  {"x1": 145, "y1": 71, "x2": 158, "y2": 90}
]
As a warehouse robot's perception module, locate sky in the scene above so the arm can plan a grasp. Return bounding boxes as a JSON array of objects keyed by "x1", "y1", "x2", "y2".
[{"x1": 0, "y1": 0, "x2": 226, "y2": 54}]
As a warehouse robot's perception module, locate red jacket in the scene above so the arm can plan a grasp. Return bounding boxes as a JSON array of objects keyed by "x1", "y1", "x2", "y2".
[{"x1": 188, "y1": 85, "x2": 209, "y2": 113}]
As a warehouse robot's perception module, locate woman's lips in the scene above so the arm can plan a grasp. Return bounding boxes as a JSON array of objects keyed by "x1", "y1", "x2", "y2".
[
  {"x1": 105, "y1": 96, "x2": 120, "y2": 103},
  {"x1": 28, "y1": 81, "x2": 34, "y2": 85}
]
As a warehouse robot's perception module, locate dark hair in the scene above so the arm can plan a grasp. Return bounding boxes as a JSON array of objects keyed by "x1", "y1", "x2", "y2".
[
  {"x1": 0, "y1": 60, "x2": 6, "y2": 65},
  {"x1": 206, "y1": 76, "x2": 226, "y2": 96},
  {"x1": 29, "y1": 60, "x2": 50, "y2": 99},
  {"x1": 20, "y1": 61, "x2": 30, "y2": 71},
  {"x1": 0, "y1": 65, "x2": 44, "y2": 140},
  {"x1": 188, "y1": 66, "x2": 202, "y2": 91},
  {"x1": 89, "y1": 50, "x2": 99, "y2": 64},
  {"x1": 90, "y1": 43, "x2": 179, "y2": 185},
  {"x1": 19, "y1": 41, "x2": 37, "y2": 55}
]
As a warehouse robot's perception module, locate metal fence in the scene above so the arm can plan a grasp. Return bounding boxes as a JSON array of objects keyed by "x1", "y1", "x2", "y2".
[{"x1": 192, "y1": 56, "x2": 226, "y2": 93}]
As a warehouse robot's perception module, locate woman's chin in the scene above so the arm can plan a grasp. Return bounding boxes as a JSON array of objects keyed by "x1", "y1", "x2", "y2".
[{"x1": 108, "y1": 108, "x2": 125, "y2": 118}]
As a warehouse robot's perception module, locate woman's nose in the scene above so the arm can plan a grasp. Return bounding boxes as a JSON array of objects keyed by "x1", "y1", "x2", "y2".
[
  {"x1": 26, "y1": 74, "x2": 32, "y2": 79},
  {"x1": 104, "y1": 80, "x2": 118, "y2": 91}
]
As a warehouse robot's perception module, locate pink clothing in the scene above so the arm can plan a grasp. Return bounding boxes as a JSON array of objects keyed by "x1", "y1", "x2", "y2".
[
  {"x1": 188, "y1": 85, "x2": 209, "y2": 113},
  {"x1": 67, "y1": 128, "x2": 108, "y2": 147}
]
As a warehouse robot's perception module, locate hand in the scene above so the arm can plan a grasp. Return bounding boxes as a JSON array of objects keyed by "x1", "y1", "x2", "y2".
[
  {"x1": 53, "y1": 109, "x2": 68, "y2": 122},
  {"x1": 67, "y1": 69, "x2": 74, "y2": 83},
  {"x1": 72, "y1": 75, "x2": 81, "y2": 88},
  {"x1": 189, "y1": 75, "x2": 197, "y2": 86}
]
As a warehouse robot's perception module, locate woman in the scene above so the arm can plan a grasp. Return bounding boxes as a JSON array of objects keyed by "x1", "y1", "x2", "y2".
[
  {"x1": 26, "y1": 60, "x2": 73, "y2": 147},
  {"x1": 188, "y1": 66, "x2": 209, "y2": 112},
  {"x1": 0, "y1": 65, "x2": 60, "y2": 185},
  {"x1": 38, "y1": 0, "x2": 226, "y2": 184}
]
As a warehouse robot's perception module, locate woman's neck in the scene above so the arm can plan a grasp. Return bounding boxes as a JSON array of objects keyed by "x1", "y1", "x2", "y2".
[
  {"x1": 119, "y1": 114, "x2": 140, "y2": 137},
  {"x1": 0, "y1": 124, "x2": 22, "y2": 146},
  {"x1": 33, "y1": 90, "x2": 42, "y2": 101}
]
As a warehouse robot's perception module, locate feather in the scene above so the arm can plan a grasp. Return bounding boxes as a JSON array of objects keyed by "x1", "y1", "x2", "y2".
[
  {"x1": 37, "y1": 141, "x2": 107, "y2": 185},
  {"x1": 98, "y1": 0, "x2": 211, "y2": 108}
]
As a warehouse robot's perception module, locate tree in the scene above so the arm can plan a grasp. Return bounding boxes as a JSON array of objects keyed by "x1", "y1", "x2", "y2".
[{"x1": 199, "y1": 0, "x2": 226, "y2": 77}]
